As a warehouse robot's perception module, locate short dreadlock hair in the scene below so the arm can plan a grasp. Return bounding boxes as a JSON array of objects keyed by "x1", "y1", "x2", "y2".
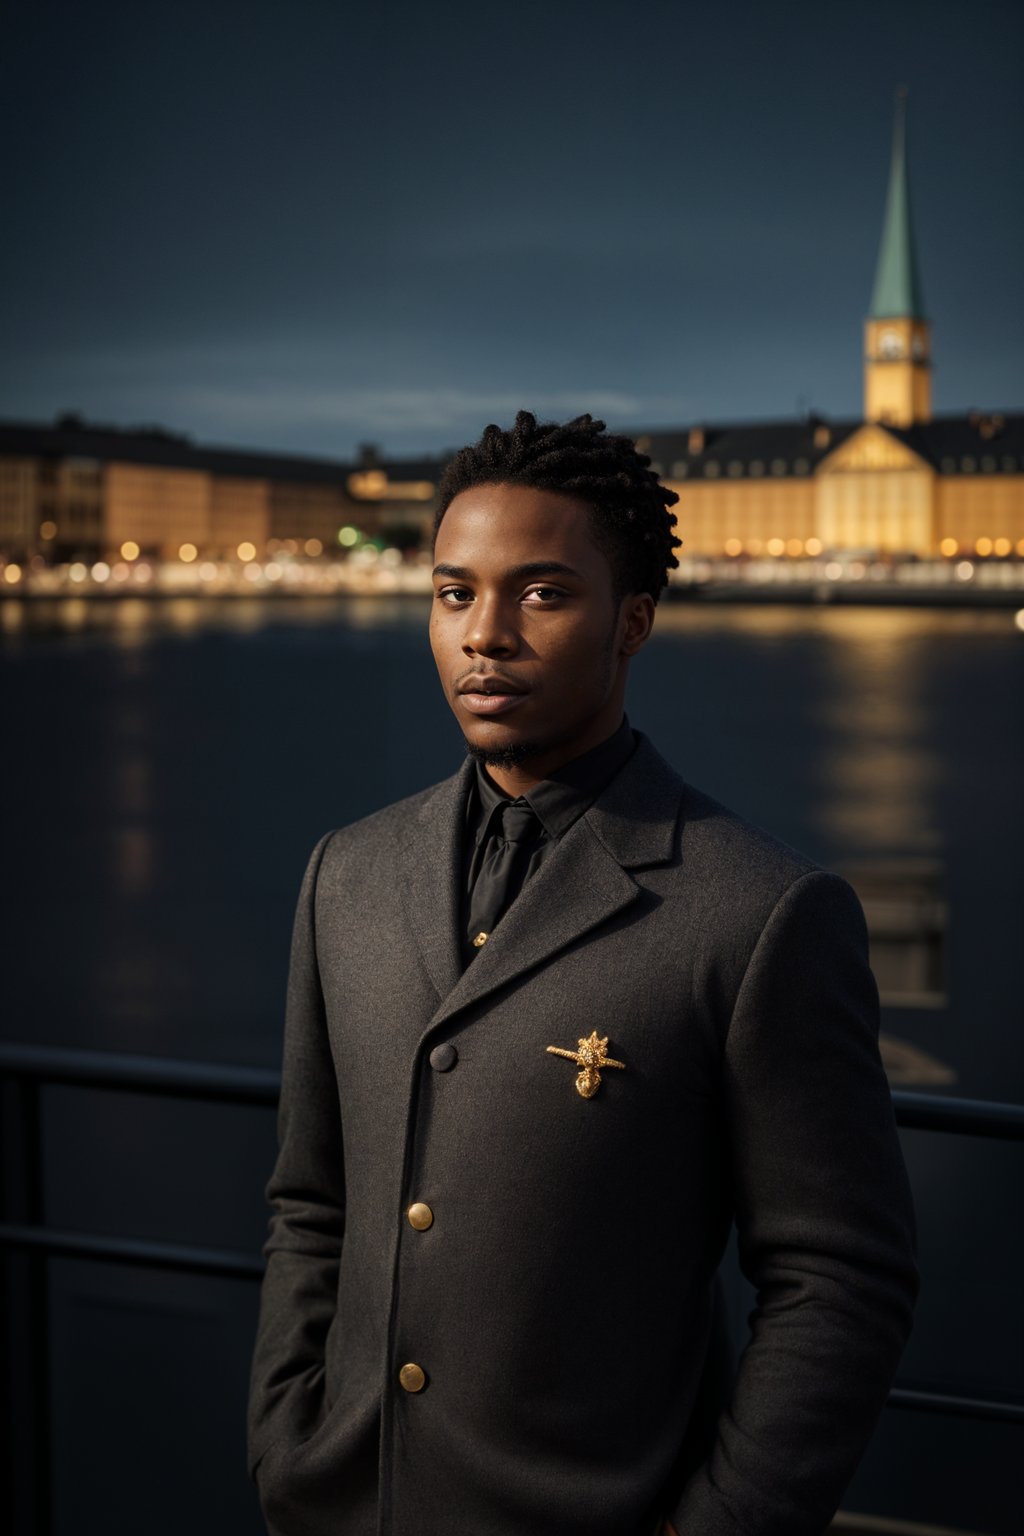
[{"x1": 433, "y1": 410, "x2": 681, "y2": 603}]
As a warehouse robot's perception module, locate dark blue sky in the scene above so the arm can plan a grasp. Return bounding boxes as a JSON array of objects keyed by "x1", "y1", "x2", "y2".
[{"x1": 2, "y1": 0, "x2": 1021, "y2": 457}]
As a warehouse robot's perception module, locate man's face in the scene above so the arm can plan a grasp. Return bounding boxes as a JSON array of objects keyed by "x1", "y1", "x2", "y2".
[{"x1": 429, "y1": 482, "x2": 652, "y2": 784}]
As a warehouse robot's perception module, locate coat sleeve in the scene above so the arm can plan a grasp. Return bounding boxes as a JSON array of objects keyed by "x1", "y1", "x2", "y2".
[
  {"x1": 246, "y1": 829, "x2": 343, "y2": 1480},
  {"x1": 669, "y1": 869, "x2": 919, "y2": 1536}
]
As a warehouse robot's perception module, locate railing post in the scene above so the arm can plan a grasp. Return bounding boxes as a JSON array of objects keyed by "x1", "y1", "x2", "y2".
[{"x1": 0, "y1": 1072, "x2": 50, "y2": 1536}]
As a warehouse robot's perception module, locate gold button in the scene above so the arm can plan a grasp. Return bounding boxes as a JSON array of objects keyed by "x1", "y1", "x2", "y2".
[
  {"x1": 407, "y1": 1201, "x2": 434, "y2": 1231},
  {"x1": 472, "y1": 931, "x2": 488, "y2": 948},
  {"x1": 399, "y1": 1362, "x2": 426, "y2": 1392}
]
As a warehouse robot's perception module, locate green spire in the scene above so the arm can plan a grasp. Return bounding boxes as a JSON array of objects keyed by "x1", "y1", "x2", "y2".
[{"x1": 869, "y1": 88, "x2": 926, "y2": 320}]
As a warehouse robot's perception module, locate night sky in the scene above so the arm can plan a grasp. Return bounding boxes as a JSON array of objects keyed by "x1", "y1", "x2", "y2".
[{"x1": 2, "y1": 0, "x2": 1022, "y2": 458}]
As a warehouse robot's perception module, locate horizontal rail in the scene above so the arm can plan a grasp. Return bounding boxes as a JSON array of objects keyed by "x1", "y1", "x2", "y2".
[
  {"x1": 1, "y1": 1042, "x2": 1022, "y2": 1444},
  {"x1": 2, "y1": 1043, "x2": 1023, "y2": 1140},
  {"x1": 0, "y1": 1224, "x2": 1019, "y2": 1426},
  {"x1": 887, "y1": 1386, "x2": 1024, "y2": 1425},
  {"x1": 0, "y1": 1041, "x2": 279, "y2": 1106},
  {"x1": 1, "y1": 1225, "x2": 1019, "y2": 1425},
  {"x1": 890, "y1": 1090, "x2": 1024, "y2": 1140},
  {"x1": 0, "y1": 1221, "x2": 263, "y2": 1279}
]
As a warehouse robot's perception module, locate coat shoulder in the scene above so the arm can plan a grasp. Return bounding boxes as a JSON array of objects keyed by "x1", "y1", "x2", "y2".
[
  {"x1": 309, "y1": 766, "x2": 466, "y2": 874},
  {"x1": 673, "y1": 778, "x2": 835, "y2": 924}
]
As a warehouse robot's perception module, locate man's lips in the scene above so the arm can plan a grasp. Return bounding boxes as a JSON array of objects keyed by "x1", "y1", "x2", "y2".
[
  {"x1": 459, "y1": 691, "x2": 528, "y2": 716},
  {"x1": 456, "y1": 674, "x2": 530, "y2": 717}
]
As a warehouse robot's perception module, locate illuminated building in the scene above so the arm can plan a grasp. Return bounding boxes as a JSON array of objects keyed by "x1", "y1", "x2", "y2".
[
  {"x1": 639, "y1": 93, "x2": 1023, "y2": 561},
  {"x1": 0, "y1": 419, "x2": 435, "y2": 564}
]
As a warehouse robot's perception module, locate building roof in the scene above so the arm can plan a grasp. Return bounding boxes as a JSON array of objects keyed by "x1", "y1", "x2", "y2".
[
  {"x1": 868, "y1": 90, "x2": 927, "y2": 321},
  {"x1": 3, "y1": 411, "x2": 1021, "y2": 491},
  {"x1": 0, "y1": 414, "x2": 357, "y2": 486},
  {"x1": 898, "y1": 412, "x2": 1024, "y2": 472},
  {"x1": 637, "y1": 412, "x2": 1023, "y2": 479}
]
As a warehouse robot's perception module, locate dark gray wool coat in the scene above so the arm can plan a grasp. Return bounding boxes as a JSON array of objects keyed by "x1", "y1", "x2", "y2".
[{"x1": 247, "y1": 732, "x2": 918, "y2": 1536}]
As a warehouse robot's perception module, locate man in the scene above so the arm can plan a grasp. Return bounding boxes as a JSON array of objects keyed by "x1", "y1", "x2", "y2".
[{"x1": 247, "y1": 411, "x2": 918, "y2": 1536}]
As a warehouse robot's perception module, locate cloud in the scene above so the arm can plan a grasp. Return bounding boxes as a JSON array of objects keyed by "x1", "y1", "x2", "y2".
[{"x1": 173, "y1": 383, "x2": 688, "y2": 439}]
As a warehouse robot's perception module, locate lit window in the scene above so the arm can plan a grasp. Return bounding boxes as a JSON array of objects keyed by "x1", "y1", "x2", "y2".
[
  {"x1": 649, "y1": 461, "x2": 664, "y2": 476},
  {"x1": 793, "y1": 458, "x2": 810, "y2": 475},
  {"x1": 1001, "y1": 456, "x2": 1017, "y2": 473},
  {"x1": 940, "y1": 458, "x2": 956, "y2": 474},
  {"x1": 961, "y1": 457, "x2": 977, "y2": 473},
  {"x1": 770, "y1": 459, "x2": 787, "y2": 476},
  {"x1": 749, "y1": 460, "x2": 764, "y2": 477},
  {"x1": 704, "y1": 462, "x2": 720, "y2": 478},
  {"x1": 727, "y1": 461, "x2": 743, "y2": 477},
  {"x1": 671, "y1": 461, "x2": 688, "y2": 479},
  {"x1": 980, "y1": 457, "x2": 997, "y2": 473}
]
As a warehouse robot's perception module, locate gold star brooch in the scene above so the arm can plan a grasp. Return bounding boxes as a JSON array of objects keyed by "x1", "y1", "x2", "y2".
[{"x1": 546, "y1": 1031, "x2": 625, "y2": 1099}]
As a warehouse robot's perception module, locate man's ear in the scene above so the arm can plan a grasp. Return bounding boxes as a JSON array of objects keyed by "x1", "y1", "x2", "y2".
[{"x1": 619, "y1": 592, "x2": 656, "y2": 656}]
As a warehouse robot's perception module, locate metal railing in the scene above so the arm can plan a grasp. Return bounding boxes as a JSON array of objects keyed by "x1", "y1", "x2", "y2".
[{"x1": 1, "y1": 1041, "x2": 1022, "y2": 1533}]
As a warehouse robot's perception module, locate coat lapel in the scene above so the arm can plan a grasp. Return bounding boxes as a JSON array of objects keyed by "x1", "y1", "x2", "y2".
[
  {"x1": 408, "y1": 733, "x2": 685, "y2": 1034},
  {"x1": 399, "y1": 756, "x2": 475, "y2": 1003}
]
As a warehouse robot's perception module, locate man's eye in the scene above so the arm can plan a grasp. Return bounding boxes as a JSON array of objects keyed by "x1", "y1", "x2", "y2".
[
  {"x1": 524, "y1": 586, "x2": 563, "y2": 603},
  {"x1": 438, "y1": 586, "x2": 472, "y2": 604}
]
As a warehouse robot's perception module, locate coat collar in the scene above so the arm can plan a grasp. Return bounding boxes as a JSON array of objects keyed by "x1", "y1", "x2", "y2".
[{"x1": 399, "y1": 732, "x2": 685, "y2": 1031}]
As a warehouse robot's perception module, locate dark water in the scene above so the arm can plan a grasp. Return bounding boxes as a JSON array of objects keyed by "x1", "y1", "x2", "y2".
[{"x1": 1, "y1": 594, "x2": 1022, "y2": 1534}]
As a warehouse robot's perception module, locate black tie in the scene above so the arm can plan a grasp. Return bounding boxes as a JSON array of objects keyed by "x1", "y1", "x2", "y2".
[{"x1": 465, "y1": 799, "x2": 544, "y2": 958}]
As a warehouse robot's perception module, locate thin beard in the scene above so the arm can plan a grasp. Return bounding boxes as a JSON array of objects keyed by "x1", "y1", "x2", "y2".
[{"x1": 464, "y1": 739, "x2": 545, "y2": 770}]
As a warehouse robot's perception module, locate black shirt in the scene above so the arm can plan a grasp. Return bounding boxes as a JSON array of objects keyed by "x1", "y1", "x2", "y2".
[{"x1": 459, "y1": 715, "x2": 638, "y2": 968}]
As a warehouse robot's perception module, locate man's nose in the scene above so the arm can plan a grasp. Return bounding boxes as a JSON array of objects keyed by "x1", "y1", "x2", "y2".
[{"x1": 463, "y1": 595, "x2": 519, "y2": 657}]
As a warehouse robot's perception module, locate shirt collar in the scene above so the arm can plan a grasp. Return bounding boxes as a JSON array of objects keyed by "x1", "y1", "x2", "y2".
[{"x1": 471, "y1": 714, "x2": 637, "y2": 843}]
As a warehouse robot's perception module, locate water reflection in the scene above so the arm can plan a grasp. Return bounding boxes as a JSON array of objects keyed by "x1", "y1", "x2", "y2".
[{"x1": 815, "y1": 615, "x2": 942, "y2": 853}]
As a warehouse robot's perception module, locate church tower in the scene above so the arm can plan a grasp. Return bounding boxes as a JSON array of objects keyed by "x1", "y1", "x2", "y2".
[{"x1": 864, "y1": 89, "x2": 932, "y2": 426}]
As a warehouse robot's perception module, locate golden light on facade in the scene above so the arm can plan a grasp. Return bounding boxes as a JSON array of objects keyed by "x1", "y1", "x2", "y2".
[
  {"x1": 805, "y1": 538, "x2": 823, "y2": 556},
  {"x1": 40, "y1": 520, "x2": 57, "y2": 540},
  {"x1": 178, "y1": 543, "x2": 198, "y2": 562},
  {"x1": 974, "y1": 537, "x2": 993, "y2": 557},
  {"x1": 1017, "y1": 539, "x2": 1024, "y2": 557},
  {"x1": 1014, "y1": 609, "x2": 1024, "y2": 633},
  {"x1": 724, "y1": 538, "x2": 743, "y2": 556},
  {"x1": 3, "y1": 563, "x2": 22, "y2": 583},
  {"x1": 237, "y1": 541, "x2": 256, "y2": 561},
  {"x1": 348, "y1": 470, "x2": 388, "y2": 499},
  {"x1": 745, "y1": 539, "x2": 763, "y2": 555},
  {"x1": 940, "y1": 537, "x2": 958, "y2": 557},
  {"x1": 766, "y1": 538, "x2": 786, "y2": 557},
  {"x1": 120, "y1": 540, "x2": 140, "y2": 560},
  {"x1": 199, "y1": 562, "x2": 218, "y2": 581},
  {"x1": 786, "y1": 538, "x2": 804, "y2": 557},
  {"x1": 994, "y1": 537, "x2": 1011, "y2": 556},
  {"x1": 304, "y1": 538, "x2": 323, "y2": 556}
]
